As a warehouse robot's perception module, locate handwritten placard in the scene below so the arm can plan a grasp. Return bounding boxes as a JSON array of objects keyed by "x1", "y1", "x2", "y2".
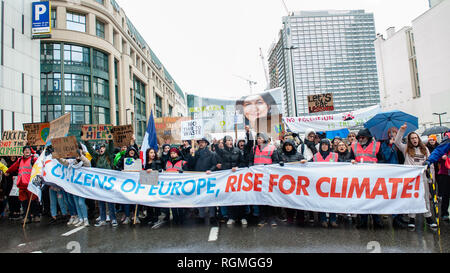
[
  {"x1": 112, "y1": 125, "x2": 134, "y2": 147},
  {"x1": 81, "y1": 124, "x2": 114, "y2": 141},
  {"x1": 139, "y1": 170, "x2": 159, "y2": 185},
  {"x1": 23, "y1": 122, "x2": 50, "y2": 146},
  {"x1": 52, "y1": 136, "x2": 79, "y2": 158},
  {"x1": 0, "y1": 130, "x2": 28, "y2": 156},
  {"x1": 48, "y1": 113, "x2": 71, "y2": 141}
]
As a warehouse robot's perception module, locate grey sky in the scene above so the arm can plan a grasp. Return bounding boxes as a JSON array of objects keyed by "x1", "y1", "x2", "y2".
[{"x1": 116, "y1": 0, "x2": 429, "y2": 99}]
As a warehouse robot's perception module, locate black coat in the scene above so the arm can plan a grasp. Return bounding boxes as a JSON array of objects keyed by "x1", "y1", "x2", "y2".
[
  {"x1": 143, "y1": 160, "x2": 162, "y2": 171},
  {"x1": 337, "y1": 150, "x2": 353, "y2": 162},
  {"x1": 215, "y1": 146, "x2": 246, "y2": 170},
  {"x1": 280, "y1": 139, "x2": 304, "y2": 163},
  {"x1": 186, "y1": 147, "x2": 218, "y2": 172}
]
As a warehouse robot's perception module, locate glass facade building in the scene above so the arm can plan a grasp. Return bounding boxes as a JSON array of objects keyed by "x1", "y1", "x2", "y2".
[{"x1": 269, "y1": 10, "x2": 380, "y2": 116}]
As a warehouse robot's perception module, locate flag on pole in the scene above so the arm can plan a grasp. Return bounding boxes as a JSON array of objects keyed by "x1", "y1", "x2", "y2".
[{"x1": 140, "y1": 110, "x2": 159, "y2": 166}]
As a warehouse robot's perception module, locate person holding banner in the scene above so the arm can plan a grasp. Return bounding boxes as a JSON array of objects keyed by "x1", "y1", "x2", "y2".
[
  {"x1": 5, "y1": 146, "x2": 40, "y2": 224},
  {"x1": 57, "y1": 149, "x2": 91, "y2": 227},
  {"x1": 313, "y1": 139, "x2": 339, "y2": 228},
  {"x1": 160, "y1": 144, "x2": 171, "y2": 168},
  {"x1": 297, "y1": 129, "x2": 319, "y2": 162},
  {"x1": 83, "y1": 139, "x2": 118, "y2": 227},
  {"x1": 142, "y1": 148, "x2": 163, "y2": 227},
  {"x1": 2, "y1": 157, "x2": 21, "y2": 220},
  {"x1": 215, "y1": 135, "x2": 248, "y2": 226},
  {"x1": 186, "y1": 137, "x2": 220, "y2": 226},
  {"x1": 117, "y1": 145, "x2": 141, "y2": 225},
  {"x1": 350, "y1": 129, "x2": 385, "y2": 229},
  {"x1": 280, "y1": 139, "x2": 308, "y2": 226},
  {"x1": 163, "y1": 148, "x2": 190, "y2": 226},
  {"x1": 249, "y1": 132, "x2": 280, "y2": 227},
  {"x1": 395, "y1": 123, "x2": 438, "y2": 229},
  {"x1": 336, "y1": 141, "x2": 353, "y2": 162}
]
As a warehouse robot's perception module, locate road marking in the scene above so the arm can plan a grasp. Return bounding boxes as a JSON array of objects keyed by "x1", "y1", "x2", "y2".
[
  {"x1": 208, "y1": 227, "x2": 219, "y2": 242},
  {"x1": 61, "y1": 226, "x2": 85, "y2": 237},
  {"x1": 18, "y1": 243, "x2": 26, "y2": 247},
  {"x1": 31, "y1": 251, "x2": 43, "y2": 253}
]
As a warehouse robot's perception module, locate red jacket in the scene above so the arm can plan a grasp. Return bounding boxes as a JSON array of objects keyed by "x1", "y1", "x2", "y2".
[{"x1": 6, "y1": 156, "x2": 35, "y2": 189}]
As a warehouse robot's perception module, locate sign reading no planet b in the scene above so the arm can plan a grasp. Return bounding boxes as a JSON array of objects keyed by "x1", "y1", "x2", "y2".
[
  {"x1": 181, "y1": 120, "x2": 204, "y2": 140},
  {"x1": 0, "y1": 131, "x2": 28, "y2": 156}
]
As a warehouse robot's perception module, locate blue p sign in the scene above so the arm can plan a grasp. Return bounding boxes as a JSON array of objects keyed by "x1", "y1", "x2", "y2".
[{"x1": 32, "y1": 1, "x2": 51, "y2": 35}]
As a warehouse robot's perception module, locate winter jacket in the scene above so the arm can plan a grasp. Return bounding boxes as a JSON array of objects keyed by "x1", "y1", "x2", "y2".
[
  {"x1": 143, "y1": 160, "x2": 162, "y2": 171},
  {"x1": 215, "y1": 145, "x2": 247, "y2": 170},
  {"x1": 296, "y1": 128, "x2": 319, "y2": 161},
  {"x1": 114, "y1": 150, "x2": 126, "y2": 169},
  {"x1": 186, "y1": 147, "x2": 218, "y2": 172},
  {"x1": 180, "y1": 145, "x2": 192, "y2": 160},
  {"x1": 337, "y1": 150, "x2": 353, "y2": 162},
  {"x1": 394, "y1": 127, "x2": 431, "y2": 167},
  {"x1": 6, "y1": 155, "x2": 36, "y2": 189},
  {"x1": 116, "y1": 145, "x2": 140, "y2": 171},
  {"x1": 164, "y1": 157, "x2": 189, "y2": 172},
  {"x1": 84, "y1": 140, "x2": 115, "y2": 170},
  {"x1": 0, "y1": 162, "x2": 7, "y2": 173},
  {"x1": 427, "y1": 138, "x2": 450, "y2": 164},
  {"x1": 58, "y1": 155, "x2": 91, "y2": 168},
  {"x1": 280, "y1": 139, "x2": 305, "y2": 163},
  {"x1": 381, "y1": 141, "x2": 404, "y2": 164},
  {"x1": 349, "y1": 139, "x2": 385, "y2": 163}
]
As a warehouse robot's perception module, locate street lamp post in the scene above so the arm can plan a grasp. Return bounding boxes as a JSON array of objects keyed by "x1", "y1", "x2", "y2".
[
  {"x1": 283, "y1": 46, "x2": 298, "y2": 117},
  {"x1": 433, "y1": 112, "x2": 447, "y2": 127}
]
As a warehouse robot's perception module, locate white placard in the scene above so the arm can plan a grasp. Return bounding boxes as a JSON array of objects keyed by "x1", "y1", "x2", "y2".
[{"x1": 181, "y1": 120, "x2": 204, "y2": 140}]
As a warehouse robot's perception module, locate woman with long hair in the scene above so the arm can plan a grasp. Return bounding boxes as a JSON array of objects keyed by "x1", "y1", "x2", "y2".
[{"x1": 395, "y1": 123, "x2": 438, "y2": 229}]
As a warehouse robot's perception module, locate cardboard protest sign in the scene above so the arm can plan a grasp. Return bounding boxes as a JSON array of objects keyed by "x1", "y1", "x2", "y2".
[
  {"x1": 139, "y1": 170, "x2": 159, "y2": 185},
  {"x1": 52, "y1": 136, "x2": 78, "y2": 158},
  {"x1": 81, "y1": 124, "x2": 113, "y2": 141},
  {"x1": 0, "y1": 130, "x2": 28, "y2": 156},
  {"x1": 112, "y1": 125, "x2": 134, "y2": 147},
  {"x1": 48, "y1": 113, "x2": 71, "y2": 141},
  {"x1": 308, "y1": 93, "x2": 334, "y2": 113},
  {"x1": 123, "y1": 158, "x2": 142, "y2": 172},
  {"x1": 23, "y1": 122, "x2": 50, "y2": 146},
  {"x1": 155, "y1": 117, "x2": 191, "y2": 144},
  {"x1": 181, "y1": 119, "x2": 204, "y2": 140}
]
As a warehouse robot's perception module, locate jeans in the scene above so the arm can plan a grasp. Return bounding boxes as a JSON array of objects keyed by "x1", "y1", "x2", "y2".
[
  {"x1": 98, "y1": 201, "x2": 116, "y2": 221},
  {"x1": 72, "y1": 195, "x2": 88, "y2": 220},
  {"x1": 49, "y1": 188, "x2": 68, "y2": 217},
  {"x1": 220, "y1": 206, "x2": 229, "y2": 218},
  {"x1": 65, "y1": 192, "x2": 78, "y2": 216},
  {"x1": 319, "y1": 212, "x2": 337, "y2": 223}
]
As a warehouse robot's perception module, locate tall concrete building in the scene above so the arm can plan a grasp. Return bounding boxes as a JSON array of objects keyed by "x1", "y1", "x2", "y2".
[
  {"x1": 268, "y1": 10, "x2": 380, "y2": 117},
  {"x1": 0, "y1": 0, "x2": 41, "y2": 133},
  {"x1": 40, "y1": 0, "x2": 187, "y2": 143},
  {"x1": 374, "y1": 0, "x2": 450, "y2": 130}
]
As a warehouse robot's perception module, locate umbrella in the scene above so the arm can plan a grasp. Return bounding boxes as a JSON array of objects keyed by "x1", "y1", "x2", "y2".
[
  {"x1": 364, "y1": 110, "x2": 418, "y2": 140},
  {"x1": 421, "y1": 126, "x2": 449, "y2": 136}
]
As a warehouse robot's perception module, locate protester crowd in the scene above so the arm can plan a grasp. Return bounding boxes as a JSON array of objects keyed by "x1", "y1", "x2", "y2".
[{"x1": 0, "y1": 125, "x2": 449, "y2": 233}]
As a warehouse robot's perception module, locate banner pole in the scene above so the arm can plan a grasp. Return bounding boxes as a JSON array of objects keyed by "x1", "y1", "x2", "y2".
[
  {"x1": 22, "y1": 194, "x2": 33, "y2": 229},
  {"x1": 133, "y1": 204, "x2": 138, "y2": 225}
]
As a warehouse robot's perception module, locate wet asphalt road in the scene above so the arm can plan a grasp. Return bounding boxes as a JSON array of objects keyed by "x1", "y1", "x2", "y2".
[{"x1": 0, "y1": 213, "x2": 449, "y2": 253}]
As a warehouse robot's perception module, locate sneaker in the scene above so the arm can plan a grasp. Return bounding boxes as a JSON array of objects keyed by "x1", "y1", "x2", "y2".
[
  {"x1": 241, "y1": 218, "x2": 248, "y2": 226},
  {"x1": 330, "y1": 221, "x2": 338, "y2": 228},
  {"x1": 72, "y1": 217, "x2": 80, "y2": 226},
  {"x1": 75, "y1": 219, "x2": 85, "y2": 227},
  {"x1": 111, "y1": 220, "x2": 118, "y2": 227},
  {"x1": 67, "y1": 216, "x2": 76, "y2": 226},
  {"x1": 151, "y1": 219, "x2": 167, "y2": 229},
  {"x1": 83, "y1": 219, "x2": 90, "y2": 227},
  {"x1": 122, "y1": 217, "x2": 130, "y2": 225},
  {"x1": 257, "y1": 219, "x2": 266, "y2": 227},
  {"x1": 33, "y1": 216, "x2": 40, "y2": 223},
  {"x1": 426, "y1": 217, "x2": 438, "y2": 228},
  {"x1": 408, "y1": 218, "x2": 416, "y2": 229},
  {"x1": 95, "y1": 220, "x2": 107, "y2": 227},
  {"x1": 321, "y1": 221, "x2": 328, "y2": 228},
  {"x1": 226, "y1": 219, "x2": 235, "y2": 225},
  {"x1": 106, "y1": 215, "x2": 111, "y2": 222},
  {"x1": 270, "y1": 219, "x2": 277, "y2": 227},
  {"x1": 133, "y1": 217, "x2": 141, "y2": 224},
  {"x1": 21, "y1": 217, "x2": 31, "y2": 224},
  {"x1": 95, "y1": 216, "x2": 101, "y2": 222}
]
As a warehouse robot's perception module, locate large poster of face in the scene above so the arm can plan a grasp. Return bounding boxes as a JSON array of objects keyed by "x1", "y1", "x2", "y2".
[{"x1": 187, "y1": 88, "x2": 284, "y2": 140}]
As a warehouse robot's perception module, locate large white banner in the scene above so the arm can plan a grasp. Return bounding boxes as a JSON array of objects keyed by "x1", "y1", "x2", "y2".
[
  {"x1": 34, "y1": 158, "x2": 429, "y2": 215},
  {"x1": 283, "y1": 104, "x2": 381, "y2": 133}
]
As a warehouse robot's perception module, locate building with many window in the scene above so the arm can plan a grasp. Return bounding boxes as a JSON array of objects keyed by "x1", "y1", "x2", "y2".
[
  {"x1": 374, "y1": 0, "x2": 450, "y2": 129},
  {"x1": 40, "y1": 0, "x2": 187, "y2": 143},
  {"x1": 268, "y1": 10, "x2": 380, "y2": 117},
  {"x1": 0, "y1": 0, "x2": 41, "y2": 133}
]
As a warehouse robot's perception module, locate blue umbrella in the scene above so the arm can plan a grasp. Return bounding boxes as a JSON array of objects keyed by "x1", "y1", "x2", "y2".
[{"x1": 364, "y1": 110, "x2": 418, "y2": 140}]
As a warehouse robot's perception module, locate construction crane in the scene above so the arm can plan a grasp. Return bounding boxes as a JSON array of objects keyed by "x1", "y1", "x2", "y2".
[
  {"x1": 280, "y1": 0, "x2": 290, "y2": 16},
  {"x1": 233, "y1": 74, "x2": 257, "y2": 94},
  {"x1": 259, "y1": 47, "x2": 270, "y2": 89}
]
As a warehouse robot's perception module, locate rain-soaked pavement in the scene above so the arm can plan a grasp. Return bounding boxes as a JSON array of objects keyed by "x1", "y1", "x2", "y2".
[{"x1": 0, "y1": 212, "x2": 449, "y2": 253}]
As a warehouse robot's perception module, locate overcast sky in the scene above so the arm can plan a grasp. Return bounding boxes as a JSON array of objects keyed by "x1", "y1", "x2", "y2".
[{"x1": 116, "y1": 0, "x2": 429, "y2": 99}]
